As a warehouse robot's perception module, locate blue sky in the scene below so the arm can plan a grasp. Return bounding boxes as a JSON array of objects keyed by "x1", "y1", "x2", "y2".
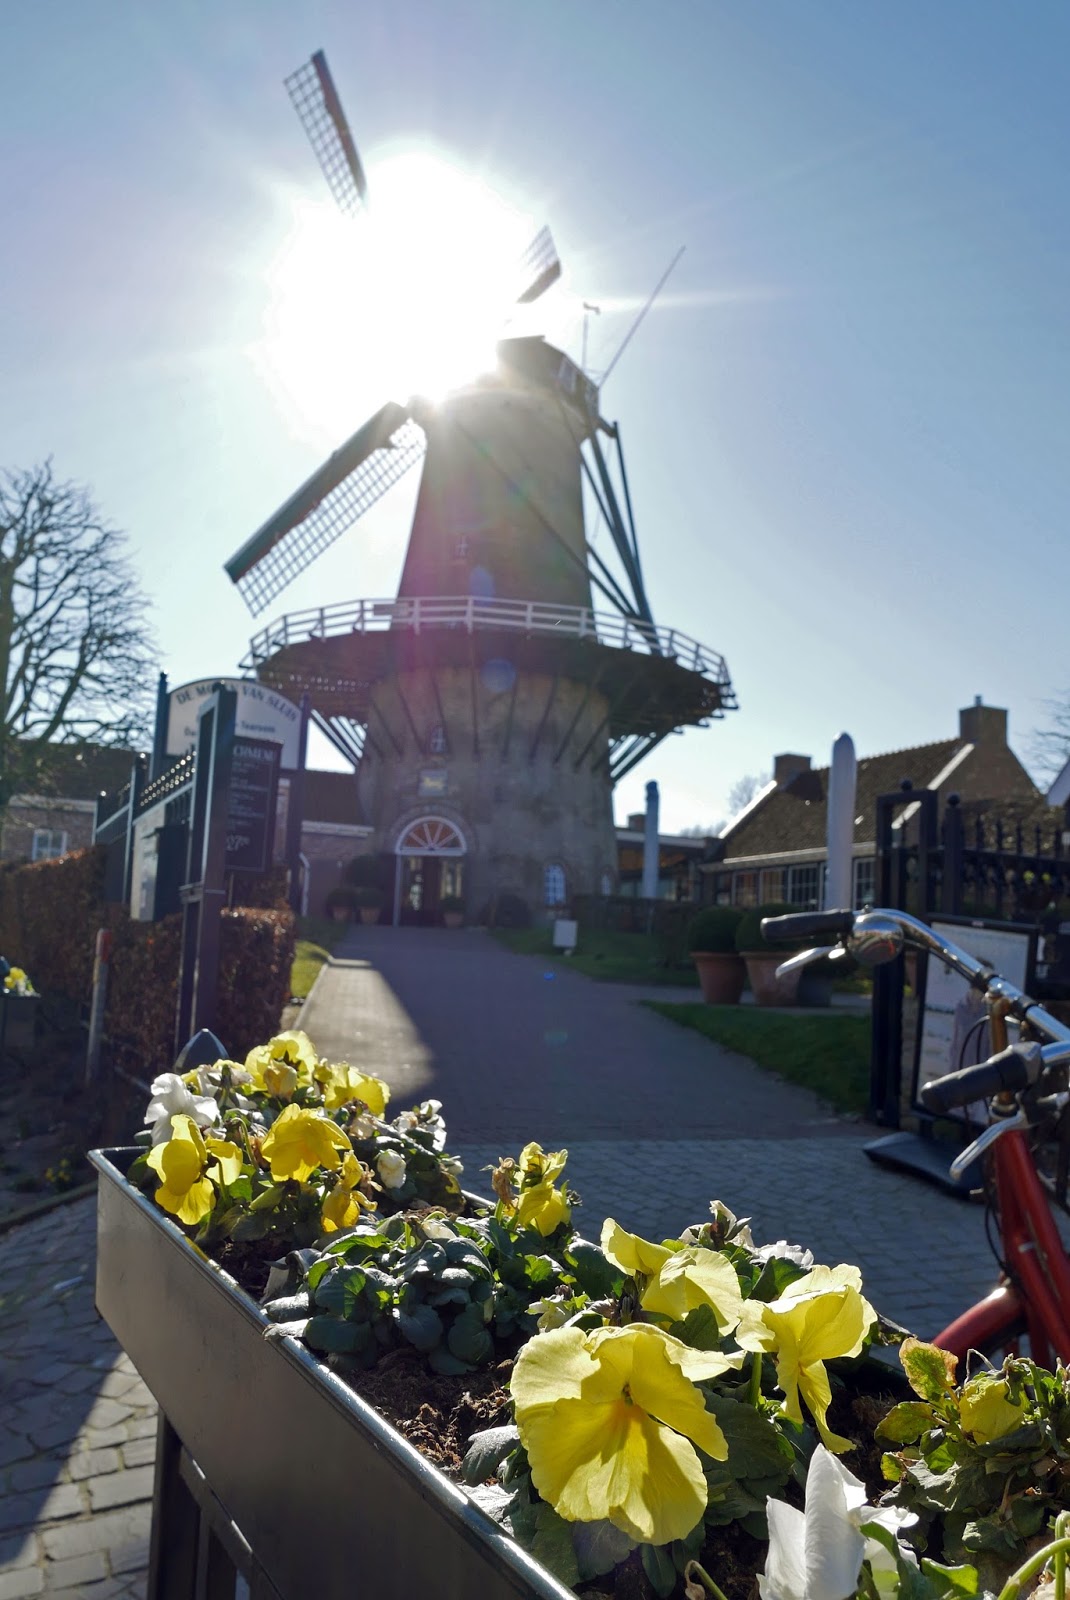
[{"x1": 2, "y1": 1, "x2": 1067, "y2": 829}]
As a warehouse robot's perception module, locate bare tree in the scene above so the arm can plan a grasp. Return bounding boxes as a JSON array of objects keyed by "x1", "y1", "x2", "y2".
[
  {"x1": 1026, "y1": 695, "x2": 1070, "y2": 786},
  {"x1": 677, "y1": 822, "x2": 725, "y2": 839},
  {"x1": 0, "y1": 461, "x2": 155, "y2": 815},
  {"x1": 726, "y1": 771, "x2": 771, "y2": 815}
]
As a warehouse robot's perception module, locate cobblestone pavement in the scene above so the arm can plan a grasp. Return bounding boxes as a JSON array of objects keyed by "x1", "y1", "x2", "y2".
[
  {"x1": 0, "y1": 928, "x2": 1020, "y2": 1597},
  {"x1": 0, "y1": 1199, "x2": 153, "y2": 1598}
]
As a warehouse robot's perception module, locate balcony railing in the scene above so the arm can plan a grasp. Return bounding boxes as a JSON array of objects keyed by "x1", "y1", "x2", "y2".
[{"x1": 242, "y1": 595, "x2": 731, "y2": 687}]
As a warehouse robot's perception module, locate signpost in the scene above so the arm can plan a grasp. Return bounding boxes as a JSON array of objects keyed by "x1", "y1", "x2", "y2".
[{"x1": 174, "y1": 687, "x2": 282, "y2": 1050}]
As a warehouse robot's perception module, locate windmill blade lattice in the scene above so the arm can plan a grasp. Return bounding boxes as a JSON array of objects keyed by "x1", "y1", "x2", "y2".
[
  {"x1": 285, "y1": 51, "x2": 369, "y2": 217},
  {"x1": 514, "y1": 225, "x2": 561, "y2": 305},
  {"x1": 226, "y1": 406, "x2": 426, "y2": 614}
]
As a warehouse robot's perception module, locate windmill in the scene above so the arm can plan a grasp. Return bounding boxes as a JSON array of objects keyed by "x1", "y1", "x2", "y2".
[{"x1": 227, "y1": 50, "x2": 736, "y2": 923}]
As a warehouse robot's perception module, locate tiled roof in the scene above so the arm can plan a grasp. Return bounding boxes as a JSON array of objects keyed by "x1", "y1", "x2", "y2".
[{"x1": 721, "y1": 737, "x2": 1040, "y2": 861}]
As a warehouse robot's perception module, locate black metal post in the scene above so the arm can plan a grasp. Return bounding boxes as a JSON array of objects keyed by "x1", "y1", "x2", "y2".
[
  {"x1": 285, "y1": 694, "x2": 310, "y2": 914},
  {"x1": 175, "y1": 687, "x2": 237, "y2": 1051}
]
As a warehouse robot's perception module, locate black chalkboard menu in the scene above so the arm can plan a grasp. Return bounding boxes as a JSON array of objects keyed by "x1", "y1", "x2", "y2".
[{"x1": 225, "y1": 738, "x2": 281, "y2": 874}]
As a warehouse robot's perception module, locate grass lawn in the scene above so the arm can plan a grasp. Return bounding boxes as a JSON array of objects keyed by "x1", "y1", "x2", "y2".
[
  {"x1": 489, "y1": 925, "x2": 699, "y2": 986},
  {"x1": 645, "y1": 1002, "x2": 871, "y2": 1117},
  {"x1": 290, "y1": 916, "x2": 347, "y2": 1001}
]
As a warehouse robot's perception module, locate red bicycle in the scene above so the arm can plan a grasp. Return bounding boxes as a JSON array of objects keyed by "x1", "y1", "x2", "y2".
[{"x1": 763, "y1": 907, "x2": 1070, "y2": 1369}]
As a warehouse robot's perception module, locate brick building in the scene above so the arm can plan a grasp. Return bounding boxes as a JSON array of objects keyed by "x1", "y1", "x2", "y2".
[{"x1": 705, "y1": 701, "x2": 1042, "y2": 910}]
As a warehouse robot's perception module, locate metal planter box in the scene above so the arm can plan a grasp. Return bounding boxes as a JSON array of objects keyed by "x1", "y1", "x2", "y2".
[{"x1": 91, "y1": 1148, "x2": 572, "y2": 1600}]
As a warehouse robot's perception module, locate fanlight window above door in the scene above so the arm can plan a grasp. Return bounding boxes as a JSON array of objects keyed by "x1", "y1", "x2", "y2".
[{"x1": 396, "y1": 817, "x2": 466, "y2": 856}]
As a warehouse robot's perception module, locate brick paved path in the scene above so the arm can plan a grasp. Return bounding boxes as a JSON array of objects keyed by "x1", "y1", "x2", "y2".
[
  {"x1": 0, "y1": 926, "x2": 1015, "y2": 1597},
  {"x1": 0, "y1": 1200, "x2": 155, "y2": 1598}
]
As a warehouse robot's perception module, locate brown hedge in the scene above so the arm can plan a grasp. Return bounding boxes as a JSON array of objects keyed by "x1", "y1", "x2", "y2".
[{"x1": 0, "y1": 846, "x2": 296, "y2": 1074}]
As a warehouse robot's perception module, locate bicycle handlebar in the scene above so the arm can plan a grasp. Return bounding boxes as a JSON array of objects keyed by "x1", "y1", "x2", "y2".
[
  {"x1": 761, "y1": 911, "x2": 857, "y2": 941},
  {"x1": 919, "y1": 1042, "x2": 1043, "y2": 1114}
]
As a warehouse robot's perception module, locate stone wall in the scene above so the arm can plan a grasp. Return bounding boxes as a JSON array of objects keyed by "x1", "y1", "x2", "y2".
[{"x1": 0, "y1": 799, "x2": 96, "y2": 865}]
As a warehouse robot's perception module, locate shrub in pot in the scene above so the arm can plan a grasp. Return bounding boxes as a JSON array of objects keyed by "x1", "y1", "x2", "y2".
[
  {"x1": 325, "y1": 885, "x2": 359, "y2": 923},
  {"x1": 685, "y1": 906, "x2": 745, "y2": 1004},
  {"x1": 735, "y1": 901, "x2": 803, "y2": 1005},
  {"x1": 353, "y1": 886, "x2": 384, "y2": 925},
  {"x1": 439, "y1": 893, "x2": 464, "y2": 928}
]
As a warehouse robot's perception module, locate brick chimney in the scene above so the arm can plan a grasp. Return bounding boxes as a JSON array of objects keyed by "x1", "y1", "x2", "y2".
[
  {"x1": 959, "y1": 698, "x2": 1007, "y2": 746},
  {"x1": 773, "y1": 753, "x2": 812, "y2": 789}
]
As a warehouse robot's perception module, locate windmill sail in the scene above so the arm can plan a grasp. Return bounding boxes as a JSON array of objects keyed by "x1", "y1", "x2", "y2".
[
  {"x1": 225, "y1": 403, "x2": 425, "y2": 614},
  {"x1": 514, "y1": 225, "x2": 561, "y2": 304},
  {"x1": 285, "y1": 51, "x2": 369, "y2": 217}
]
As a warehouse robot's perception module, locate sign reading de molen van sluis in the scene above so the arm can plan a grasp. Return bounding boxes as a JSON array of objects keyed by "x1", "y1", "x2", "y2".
[
  {"x1": 225, "y1": 738, "x2": 281, "y2": 874},
  {"x1": 166, "y1": 678, "x2": 301, "y2": 769}
]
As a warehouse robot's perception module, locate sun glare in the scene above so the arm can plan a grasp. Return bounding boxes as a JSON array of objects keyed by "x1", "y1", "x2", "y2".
[{"x1": 253, "y1": 150, "x2": 541, "y2": 441}]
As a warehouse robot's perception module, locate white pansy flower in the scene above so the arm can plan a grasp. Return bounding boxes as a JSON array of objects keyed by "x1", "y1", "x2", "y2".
[
  {"x1": 349, "y1": 1112, "x2": 377, "y2": 1140},
  {"x1": 440, "y1": 1155, "x2": 464, "y2": 1177},
  {"x1": 144, "y1": 1073, "x2": 220, "y2": 1146},
  {"x1": 376, "y1": 1149, "x2": 407, "y2": 1189},
  {"x1": 760, "y1": 1447, "x2": 916, "y2": 1600}
]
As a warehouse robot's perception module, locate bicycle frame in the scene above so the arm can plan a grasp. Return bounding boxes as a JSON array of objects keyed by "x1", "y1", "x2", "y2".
[{"x1": 934, "y1": 1126, "x2": 1070, "y2": 1368}]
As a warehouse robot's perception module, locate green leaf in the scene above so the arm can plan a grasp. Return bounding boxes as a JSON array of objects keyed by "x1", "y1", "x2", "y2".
[
  {"x1": 509, "y1": 1503, "x2": 581, "y2": 1588},
  {"x1": 313, "y1": 1265, "x2": 363, "y2": 1315},
  {"x1": 303, "y1": 1315, "x2": 370, "y2": 1355},
  {"x1": 705, "y1": 1394, "x2": 795, "y2": 1481},
  {"x1": 876, "y1": 1401, "x2": 935, "y2": 1445},
  {"x1": 565, "y1": 1238, "x2": 621, "y2": 1299},
  {"x1": 571, "y1": 1518, "x2": 636, "y2": 1580},
  {"x1": 920, "y1": 1559, "x2": 979, "y2": 1596},
  {"x1": 447, "y1": 1304, "x2": 494, "y2": 1366},
  {"x1": 747, "y1": 1255, "x2": 808, "y2": 1304},
  {"x1": 397, "y1": 1303, "x2": 443, "y2": 1352},
  {"x1": 900, "y1": 1339, "x2": 958, "y2": 1402},
  {"x1": 228, "y1": 1211, "x2": 269, "y2": 1241},
  {"x1": 639, "y1": 1541, "x2": 678, "y2": 1598},
  {"x1": 460, "y1": 1425, "x2": 521, "y2": 1486},
  {"x1": 428, "y1": 1346, "x2": 471, "y2": 1375},
  {"x1": 263, "y1": 1293, "x2": 311, "y2": 1322},
  {"x1": 669, "y1": 1304, "x2": 727, "y2": 1351}
]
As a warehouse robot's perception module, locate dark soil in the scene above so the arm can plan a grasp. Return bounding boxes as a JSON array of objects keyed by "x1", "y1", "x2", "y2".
[
  {"x1": 343, "y1": 1345, "x2": 514, "y2": 1470},
  {"x1": 0, "y1": 1002, "x2": 144, "y2": 1220}
]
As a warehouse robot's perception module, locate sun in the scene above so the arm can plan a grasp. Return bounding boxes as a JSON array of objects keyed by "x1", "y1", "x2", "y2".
[{"x1": 253, "y1": 149, "x2": 542, "y2": 440}]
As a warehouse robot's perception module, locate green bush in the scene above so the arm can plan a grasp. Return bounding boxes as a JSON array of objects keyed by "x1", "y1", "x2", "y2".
[
  {"x1": 325, "y1": 885, "x2": 359, "y2": 916},
  {"x1": 440, "y1": 894, "x2": 464, "y2": 914},
  {"x1": 685, "y1": 906, "x2": 743, "y2": 954},
  {"x1": 343, "y1": 853, "x2": 390, "y2": 891},
  {"x1": 353, "y1": 886, "x2": 384, "y2": 910},
  {"x1": 735, "y1": 902, "x2": 799, "y2": 954}
]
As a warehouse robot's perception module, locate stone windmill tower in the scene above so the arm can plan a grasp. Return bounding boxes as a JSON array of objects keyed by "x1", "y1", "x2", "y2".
[{"x1": 226, "y1": 52, "x2": 736, "y2": 923}]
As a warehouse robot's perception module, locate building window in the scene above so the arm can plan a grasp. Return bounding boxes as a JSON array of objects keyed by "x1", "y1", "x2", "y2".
[
  {"x1": 759, "y1": 868, "x2": 785, "y2": 903},
  {"x1": 32, "y1": 829, "x2": 68, "y2": 863},
  {"x1": 853, "y1": 856, "x2": 876, "y2": 910},
  {"x1": 426, "y1": 723, "x2": 448, "y2": 756},
  {"x1": 787, "y1": 864, "x2": 821, "y2": 909},
  {"x1": 544, "y1": 863, "x2": 567, "y2": 907},
  {"x1": 732, "y1": 871, "x2": 758, "y2": 907},
  {"x1": 600, "y1": 870, "x2": 615, "y2": 897}
]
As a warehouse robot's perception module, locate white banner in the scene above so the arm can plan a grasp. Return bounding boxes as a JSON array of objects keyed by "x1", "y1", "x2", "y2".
[{"x1": 165, "y1": 678, "x2": 302, "y2": 769}]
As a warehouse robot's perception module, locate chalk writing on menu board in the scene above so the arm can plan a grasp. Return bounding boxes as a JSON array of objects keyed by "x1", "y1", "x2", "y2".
[{"x1": 225, "y1": 739, "x2": 280, "y2": 874}]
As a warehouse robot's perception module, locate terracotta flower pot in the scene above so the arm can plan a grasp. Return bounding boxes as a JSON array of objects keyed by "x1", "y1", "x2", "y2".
[
  {"x1": 742, "y1": 952, "x2": 802, "y2": 1007},
  {"x1": 691, "y1": 951, "x2": 746, "y2": 1005},
  {"x1": 359, "y1": 905, "x2": 381, "y2": 926},
  {"x1": 443, "y1": 911, "x2": 463, "y2": 929}
]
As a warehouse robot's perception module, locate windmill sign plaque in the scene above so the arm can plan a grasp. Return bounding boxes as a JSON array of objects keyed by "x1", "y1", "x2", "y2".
[{"x1": 225, "y1": 50, "x2": 737, "y2": 923}]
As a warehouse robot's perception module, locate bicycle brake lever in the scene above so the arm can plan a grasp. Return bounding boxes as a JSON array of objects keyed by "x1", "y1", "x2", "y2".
[
  {"x1": 775, "y1": 943, "x2": 836, "y2": 978},
  {"x1": 949, "y1": 1109, "x2": 1030, "y2": 1182}
]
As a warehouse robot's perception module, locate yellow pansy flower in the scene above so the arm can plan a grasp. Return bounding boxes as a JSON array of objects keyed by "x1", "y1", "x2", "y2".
[
  {"x1": 259, "y1": 1105, "x2": 352, "y2": 1183},
  {"x1": 145, "y1": 1114, "x2": 244, "y2": 1227},
  {"x1": 601, "y1": 1221, "x2": 743, "y2": 1333},
  {"x1": 321, "y1": 1152, "x2": 376, "y2": 1233},
  {"x1": 518, "y1": 1142, "x2": 568, "y2": 1185},
  {"x1": 316, "y1": 1061, "x2": 390, "y2": 1116},
  {"x1": 737, "y1": 1264, "x2": 876, "y2": 1452},
  {"x1": 512, "y1": 1323, "x2": 737, "y2": 1545},
  {"x1": 959, "y1": 1373, "x2": 1029, "y2": 1443},
  {"x1": 516, "y1": 1180, "x2": 570, "y2": 1236},
  {"x1": 245, "y1": 1031, "x2": 318, "y2": 1096},
  {"x1": 601, "y1": 1219, "x2": 675, "y2": 1279}
]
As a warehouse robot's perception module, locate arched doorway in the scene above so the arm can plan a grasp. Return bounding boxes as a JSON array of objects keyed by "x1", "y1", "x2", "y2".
[{"x1": 393, "y1": 816, "x2": 467, "y2": 926}]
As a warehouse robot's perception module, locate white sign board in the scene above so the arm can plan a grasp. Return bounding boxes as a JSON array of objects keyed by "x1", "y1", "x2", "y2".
[
  {"x1": 915, "y1": 920, "x2": 1032, "y2": 1123},
  {"x1": 166, "y1": 679, "x2": 301, "y2": 769}
]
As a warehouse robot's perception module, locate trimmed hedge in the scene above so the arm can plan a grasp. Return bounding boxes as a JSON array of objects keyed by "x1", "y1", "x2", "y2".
[{"x1": 0, "y1": 845, "x2": 296, "y2": 1072}]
